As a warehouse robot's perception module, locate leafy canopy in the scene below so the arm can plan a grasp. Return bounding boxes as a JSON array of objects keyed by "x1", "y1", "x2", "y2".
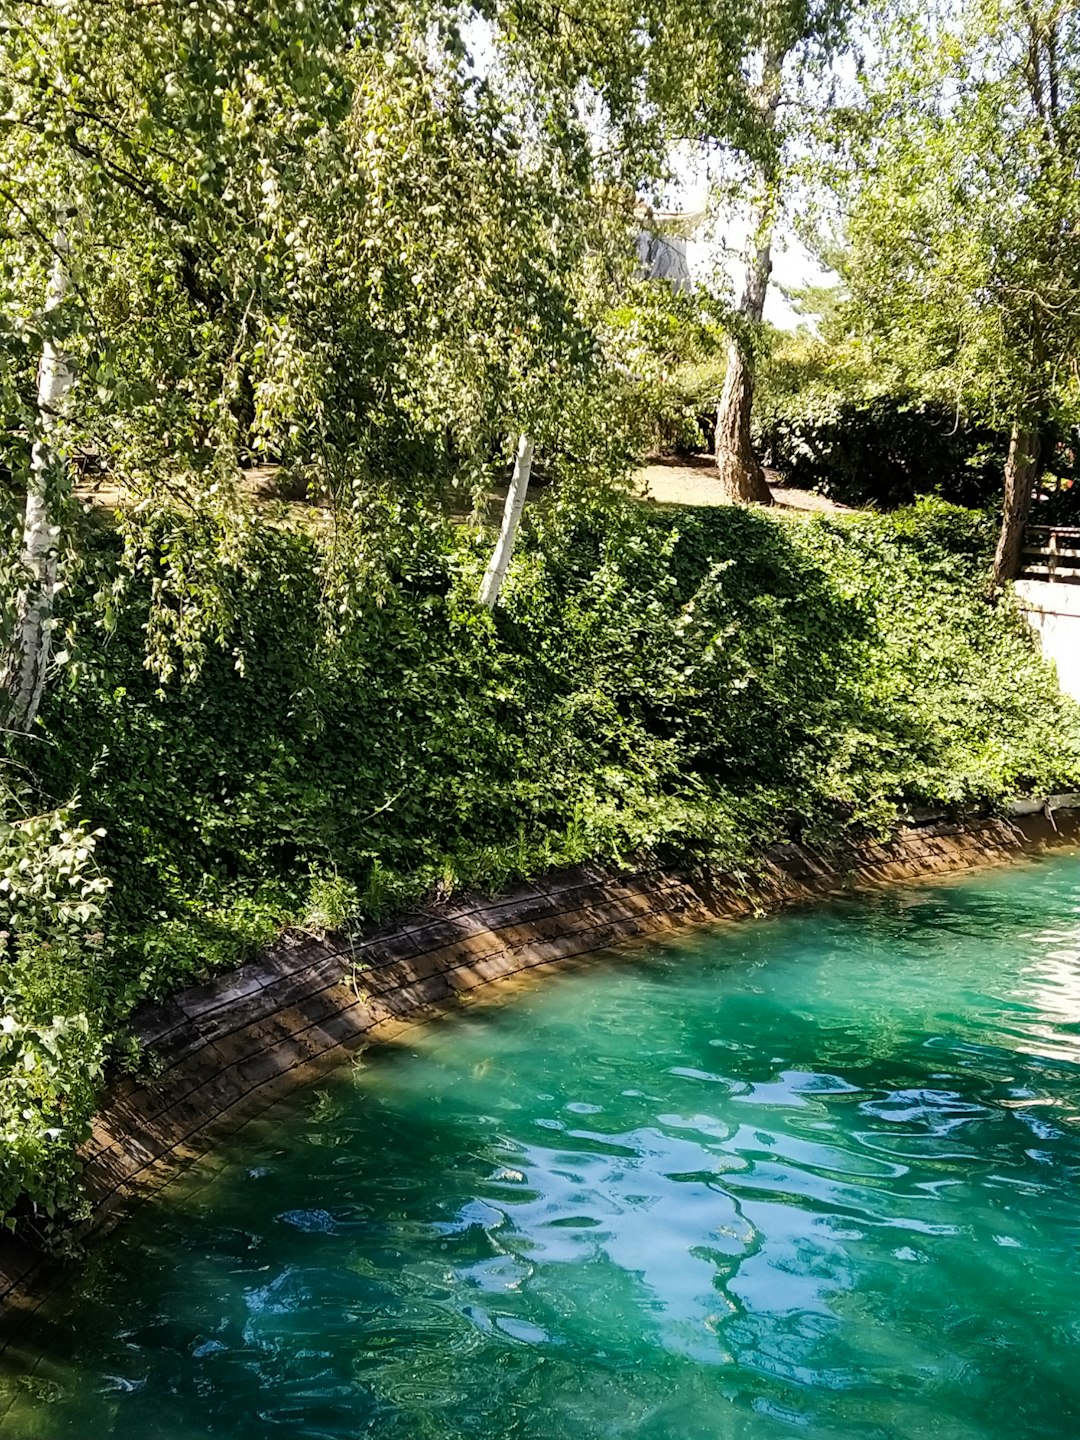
[{"x1": 837, "y1": 0, "x2": 1080, "y2": 431}]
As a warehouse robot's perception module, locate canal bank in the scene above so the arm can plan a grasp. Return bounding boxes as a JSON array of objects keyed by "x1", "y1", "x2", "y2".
[
  {"x1": 7, "y1": 837, "x2": 1080, "y2": 1437},
  {"x1": 2, "y1": 799, "x2": 1080, "y2": 1340}
]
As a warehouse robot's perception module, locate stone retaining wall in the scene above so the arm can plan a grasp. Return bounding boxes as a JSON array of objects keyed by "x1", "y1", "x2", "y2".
[{"x1": 2, "y1": 806, "x2": 1079, "y2": 1331}]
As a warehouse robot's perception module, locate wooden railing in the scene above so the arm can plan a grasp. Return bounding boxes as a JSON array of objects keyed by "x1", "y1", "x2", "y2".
[{"x1": 1020, "y1": 525, "x2": 1080, "y2": 585}]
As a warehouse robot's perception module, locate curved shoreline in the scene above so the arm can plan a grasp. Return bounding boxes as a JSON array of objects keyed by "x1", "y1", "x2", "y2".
[{"x1": 2, "y1": 803, "x2": 1079, "y2": 1341}]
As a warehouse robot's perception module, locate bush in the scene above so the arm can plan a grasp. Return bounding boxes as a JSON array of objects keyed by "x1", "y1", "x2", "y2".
[
  {"x1": 754, "y1": 389, "x2": 1008, "y2": 509},
  {"x1": 882, "y1": 496, "x2": 998, "y2": 559},
  {"x1": 4, "y1": 490, "x2": 1080, "y2": 1224},
  {"x1": 641, "y1": 358, "x2": 727, "y2": 453},
  {"x1": 1028, "y1": 428, "x2": 1080, "y2": 523},
  {"x1": 0, "y1": 809, "x2": 110, "y2": 1229},
  {"x1": 603, "y1": 282, "x2": 728, "y2": 455}
]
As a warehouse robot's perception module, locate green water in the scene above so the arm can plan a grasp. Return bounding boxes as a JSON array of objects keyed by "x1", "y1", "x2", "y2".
[{"x1": 5, "y1": 859, "x2": 1080, "y2": 1440}]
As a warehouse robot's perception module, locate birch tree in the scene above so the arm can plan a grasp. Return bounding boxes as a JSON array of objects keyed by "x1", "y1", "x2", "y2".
[
  {"x1": 0, "y1": 0, "x2": 774, "y2": 695},
  {"x1": 478, "y1": 435, "x2": 534, "y2": 608},
  {"x1": 2, "y1": 226, "x2": 75, "y2": 732},
  {"x1": 0, "y1": 0, "x2": 378, "y2": 702}
]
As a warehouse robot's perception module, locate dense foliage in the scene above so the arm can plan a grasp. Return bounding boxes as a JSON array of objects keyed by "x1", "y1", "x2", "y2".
[
  {"x1": 4, "y1": 493, "x2": 1079, "y2": 1230},
  {"x1": 831, "y1": 0, "x2": 1080, "y2": 578},
  {"x1": 642, "y1": 325, "x2": 1011, "y2": 513},
  {"x1": 750, "y1": 330, "x2": 1080, "y2": 512},
  {"x1": 839, "y1": 0, "x2": 1080, "y2": 429},
  {"x1": 754, "y1": 387, "x2": 1008, "y2": 510},
  {"x1": 4, "y1": 0, "x2": 1080, "y2": 1251}
]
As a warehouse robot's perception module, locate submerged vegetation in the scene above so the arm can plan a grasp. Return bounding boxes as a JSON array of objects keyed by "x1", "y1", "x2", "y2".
[{"x1": 2, "y1": 0, "x2": 1080, "y2": 1233}]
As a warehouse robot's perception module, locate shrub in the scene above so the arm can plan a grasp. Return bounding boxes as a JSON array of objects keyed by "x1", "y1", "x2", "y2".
[
  {"x1": 642, "y1": 358, "x2": 727, "y2": 453},
  {"x1": 754, "y1": 389, "x2": 1008, "y2": 508},
  {"x1": 0, "y1": 808, "x2": 110, "y2": 1228},
  {"x1": 3, "y1": 491, "x2": 1079, "y2": 1224}
]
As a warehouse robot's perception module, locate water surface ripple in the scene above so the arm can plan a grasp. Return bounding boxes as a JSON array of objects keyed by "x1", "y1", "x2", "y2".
[{"x1": 5, "y1": 857, "x2": 1080, "y2": 1438}]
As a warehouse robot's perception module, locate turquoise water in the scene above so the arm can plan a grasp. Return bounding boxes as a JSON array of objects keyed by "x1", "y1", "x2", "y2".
[{"x1": 4, "y1": 857, "x2": 1080, "y2": 1439}]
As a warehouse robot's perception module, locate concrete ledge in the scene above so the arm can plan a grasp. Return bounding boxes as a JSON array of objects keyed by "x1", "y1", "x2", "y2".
[{"x1": 2, "y1": 806, "x2": 1079, "y2": 1336}]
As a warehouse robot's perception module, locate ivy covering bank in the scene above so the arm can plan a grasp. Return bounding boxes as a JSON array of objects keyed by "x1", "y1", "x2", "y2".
[{"x1": 2, "y1": 493, "x2": 1079, "y2": 1231}]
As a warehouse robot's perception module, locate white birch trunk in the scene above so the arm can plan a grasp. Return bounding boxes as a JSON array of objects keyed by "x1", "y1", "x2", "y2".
[
  {"x1": 479, "y1": 433, "x2": 534, "y2": 610},
  {"x1": 4, "y1": 226, "x2": 74, "y2": 732}
]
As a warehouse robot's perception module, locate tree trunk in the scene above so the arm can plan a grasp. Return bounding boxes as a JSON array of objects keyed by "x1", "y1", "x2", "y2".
[
  {"x1": 3, "y1": 227, "x2": 74, "y2": 732},
  {"x1": 714, "y1": 44, "x2": 784, "y2": 507},
  {"x1": 479, "y1": 434, "x2": 534, "y2": 609},
  {"x1": 990, "y1": 423, "x2": 1040, "y2": 589},
  {"x1": 714, "y1": 328, "x2": 773, "y2": 504}
]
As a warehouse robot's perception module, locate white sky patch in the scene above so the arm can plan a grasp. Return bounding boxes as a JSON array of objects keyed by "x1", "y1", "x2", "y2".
[
  {"x1": 687, "y1": 226, "x2": 835, "y2": 329},
  {"x1": 448, "y1": 12, "x2": 841, "y2": 331},
  {"x1": 669, "y1": 157, "x2": 838, "y2": 331}
]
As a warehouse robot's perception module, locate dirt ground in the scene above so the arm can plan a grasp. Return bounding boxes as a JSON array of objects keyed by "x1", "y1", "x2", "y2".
[
  {"x1": 635, "y1": 454, "x2": 854, "y2": 514},
  {"x1": 75, "y1": 454, "x2": 855, "y2": 521}
]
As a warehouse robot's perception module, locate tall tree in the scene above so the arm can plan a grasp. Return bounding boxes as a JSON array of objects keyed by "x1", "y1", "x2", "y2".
[
  {"x1": 705, "y1": 0, "x2": 854, "y2": 503},
  {"x1": 0, "y1": 0, "x2": 642, "y2": 695},
  {"x1": 713, "y1": 32, "x2": 785, "y2": 504},
  {"x1": 0, "y1": 0, "x2": 373, "y2": 721},
  {"x1": 0, "y1": 0, "x2": 772, "y2": 700},
  {"x1": 839, "y1": 0, "x2": 1080, "y2": 586}
]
